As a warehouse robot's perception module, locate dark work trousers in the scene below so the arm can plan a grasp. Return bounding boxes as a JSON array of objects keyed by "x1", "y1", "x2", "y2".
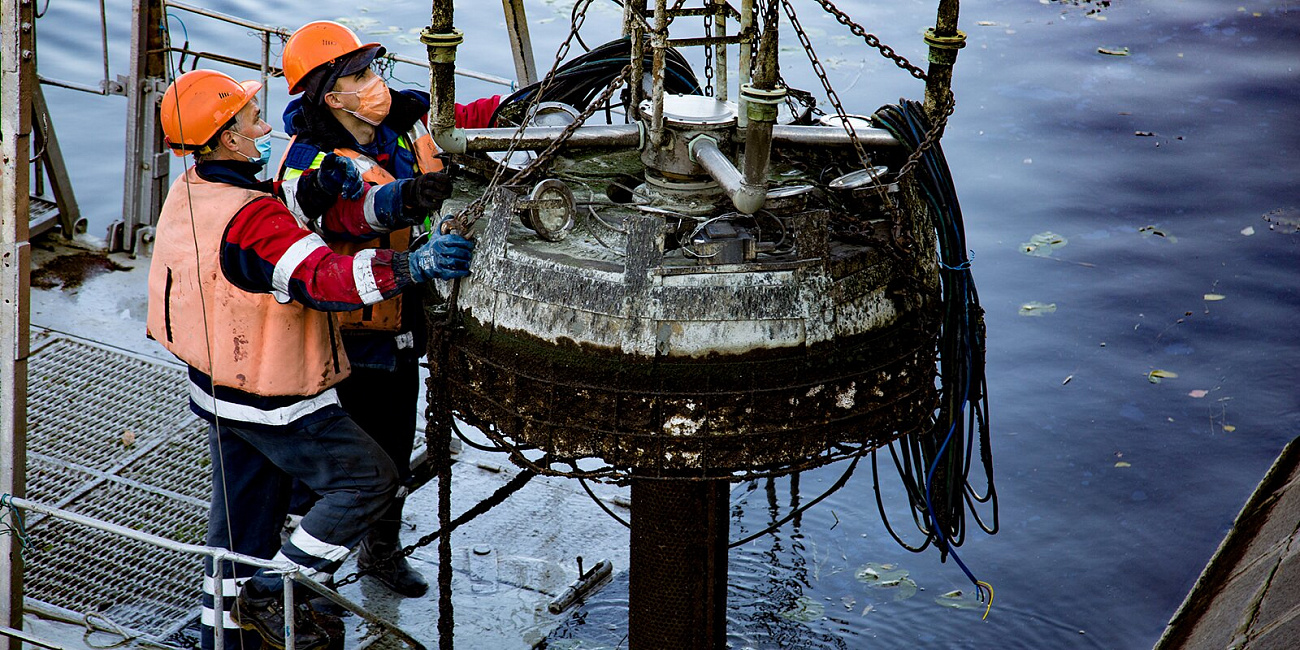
[
  {"x1": 200, "y1": 414, "x2": 397, "y2": 650},
  {"x1": 289, "y1": 357, "x2": 419, "y2": 518}
]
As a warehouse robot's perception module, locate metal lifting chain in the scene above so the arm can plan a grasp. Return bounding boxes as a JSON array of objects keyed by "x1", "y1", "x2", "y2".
[
  {"x1": 810, "y1": 0, "x2": 928, "y2": 81},
  {"x1": 454, "y1": 66, "x2": 633, "y2": 230},
  {"x1": 894, "y1": 92, "x2": 955, "y2": 183},
  {"x1": 779, "y1": 0, "x2": 871, "y2": 173},
  {"x1": 702, "y1": 0, "x2": 714, "y2": 97}
]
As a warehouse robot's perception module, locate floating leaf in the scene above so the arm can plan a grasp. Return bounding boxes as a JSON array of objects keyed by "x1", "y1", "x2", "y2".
[
  {"x1": 1134, "y1": 131, "x2": 1155, "y2": 137},
  {"x1": 1203, "y1": 293, "x2": 1226, "y2": 301},
  {"x1": 976, "y1": 21, "x2": 999, "y2": 26},
  {"x1": 1098, "y1": 47, "x2": 1130, "y2": 56},
  {"x1": 892, "y1": 577, "x2": 919, "y2": 601},
  {"x1": 1138, "y1": 225, "x2": 1178, "y2": 242},
  {"x1": 1241, "y1": 226, "x2": 1255, "y2": 236},
  {"x1": 1114, "y1": 461, "x2": 1132, "y2": 468},
  {"x1": 1147, "y1": 369, "x2": 1179, "y2": 384},
  {"x1": 861, "y1": 604, "x2": 874, "y2": 616},
  {"x1": 1062, "y1": 374, "x2": 1074, "y2": 385},
  {"x1": 1021, "y1": 231, "x2": 1068, "y2": 257},
  {"x1": 1262, "y1": 207, "x2": 1300, "y2": 233},
  {"x1": 841, "y1": 595, "x2": 856, "y2": 610},
  {"x1": 1188, "y1": 389, "x2": 1209, "y2": 398},
  {"x1": 1019, "y1": 301, "x2": 1057, "y2": 317},
  {"x1": 855, "y1": 563, "x2": 909, "y2": 584},
  {"x1": 1223, "y1": 425, "x2": 1237, "y2": 433},
  {"x1": 778, "y1": 595, "x2": 825, "y2": 622},
  {"x1": 936, "y1": 589, "x2": 984, "y2": 610}
]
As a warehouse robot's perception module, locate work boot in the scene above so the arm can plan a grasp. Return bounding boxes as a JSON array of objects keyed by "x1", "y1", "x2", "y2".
[
  {"x1": 232, "y1": 587, "x2": 337, "y2": 650},
  {"x1": 357, "y1": 509, "x2": 428, "y2": 597}
]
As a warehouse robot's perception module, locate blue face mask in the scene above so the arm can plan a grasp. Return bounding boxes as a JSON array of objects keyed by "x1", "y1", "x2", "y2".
[{"x1": 232, "y1": 130, "x2": 273, "y2": 168}]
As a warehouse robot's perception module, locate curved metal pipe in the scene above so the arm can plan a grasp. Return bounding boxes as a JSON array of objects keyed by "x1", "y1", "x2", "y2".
[{"x1": 690, "y1": 135, "x2": 765, "y2": 214}]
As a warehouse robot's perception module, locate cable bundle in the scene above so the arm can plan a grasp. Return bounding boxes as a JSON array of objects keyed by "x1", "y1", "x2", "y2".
[
  {"x1": 491, "y1": 37, "x2": 702, "y2": 126},
  {"x1": 872, "y1": 99, "x2": 997, "y2": 614}
]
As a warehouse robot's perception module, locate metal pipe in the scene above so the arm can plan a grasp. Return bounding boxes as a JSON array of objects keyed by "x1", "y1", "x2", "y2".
[
  {"x1": 165, "y1": 1, "x2": 291, "y2": 37},
  {"x1": 260, "y1": 32, "x2": 270, "y2": 129},
  {"x1": 690, "y1": 135, "x2": 764, "y2": 214},
  {"x1": 649, "y1": 0, "x2": 668, "y2": 147},
  {"x1": 923, "y1": 0, "x2": 964, "y2": 124},
  {"x1": 737, "y1": 0, "x2": 754, "y2": 127},
  {"x1": 424, "y1": 0, "x2": 465, "y2": 153},
  {"x1": 98, "y1": 0, "x2": 110, "y2": 91},
  {"x1": 547, "y1": 559, "x2": 614, "y2": 614},
  {"x1": 464, "y1": 125, "x2": 641, "y2": 151},
  {"x1": 501, "y1": 0, "x2": 538, "y2": 85},
  {"x1": 628, "y1": 1, "x2": 645, "y2": 118},
  {"x1": 714, "y1": 0, "x2": 727, "y2": 102},
  {"x1": 2, "y1": 0, "x2": 35, "y2": 640},
  {"x1": 0, "y1": 625, "x2": 72, "y2": 650},
  {"x1": 36, "y1": 75, "x2": 108, "y2": 96},
  {"x1": 771, "y1": 125, "x2": 901, "y2": 148},
  {"x1": 737, "y1": 5, "x2": 781, "y2": 214}
]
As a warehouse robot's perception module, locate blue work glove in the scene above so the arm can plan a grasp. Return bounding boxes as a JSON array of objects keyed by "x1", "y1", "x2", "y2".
[
  {"x1": 407, "y1": 230, "x2": 475, "y2": 282},
  {"x1": 315, "y1": 152, "x2": 365, "y2": 201}
]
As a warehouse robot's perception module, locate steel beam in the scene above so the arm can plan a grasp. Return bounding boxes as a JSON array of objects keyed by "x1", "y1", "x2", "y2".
[
  {"x1": 501, "y1": 0, "x2": 538, "y2": 86},
  {"x1": 115, "y1": 0, "x2": 167, "y2": 255},
  {"x1": 0, "y1": 0, "x2": 33, "y2": 645}
]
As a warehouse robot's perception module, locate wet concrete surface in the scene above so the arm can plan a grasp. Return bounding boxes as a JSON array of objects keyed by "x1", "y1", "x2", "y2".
[{"x1": 22, "y1": 240, "x2": 633, "y2": 650}]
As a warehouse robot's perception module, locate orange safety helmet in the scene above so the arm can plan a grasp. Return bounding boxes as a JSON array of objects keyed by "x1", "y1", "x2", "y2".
[
  {"x1": 160, "y1": 69, "x2": 262, "y2": 156},
  {"x1": 282, "y1": 21, "x2": 382, "y2": 96}
]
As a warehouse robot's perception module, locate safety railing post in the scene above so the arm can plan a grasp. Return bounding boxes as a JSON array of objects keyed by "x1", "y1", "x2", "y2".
[{"x1": 0, "y1": 0, "x2": 34, "y2": 645}]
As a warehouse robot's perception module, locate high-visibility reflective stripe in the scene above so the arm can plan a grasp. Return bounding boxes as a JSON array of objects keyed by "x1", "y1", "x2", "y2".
[
  {"x1": 189, "y1": 379, "x2": 339, "y2": 426},
  {"x1": 201, "y1": 606, "x2": 241, "y2": 630},
  {"x1": 272, "y1": 233, "x2": 330, "y2": 296},
  {"x1": 270, "y1": 550, "x2": 334, "y2": 582},
  {"x1": 288, "y1": 526, "x2": 351, "y2": 564},
  {"x1": 361, "y1": 185, "x2": 384, "y2": 231},
  {"x1": 351, "y1": 249, "x2": 384, "y2": 305},
  {"x1": 202, "y1": 575, "x2": 247, "y2": 595}
]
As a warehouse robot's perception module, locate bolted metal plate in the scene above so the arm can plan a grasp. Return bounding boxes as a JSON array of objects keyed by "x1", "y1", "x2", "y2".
[{"x1": 24, "y1": 336, "x2": 209, "y2": 638}]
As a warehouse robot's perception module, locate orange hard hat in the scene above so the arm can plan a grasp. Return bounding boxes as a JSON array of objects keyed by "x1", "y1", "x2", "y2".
[
  {"x1": 160, "y1": 69, "x2": 262, "y2": 156},
  {"x1": 283, "y1": 21, "x2": 382, "y2": 96}
]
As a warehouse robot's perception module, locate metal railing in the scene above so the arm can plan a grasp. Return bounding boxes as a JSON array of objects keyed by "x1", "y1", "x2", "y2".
[{"x1": 2, "y1": 495, "x2": 426, "y2": 650}]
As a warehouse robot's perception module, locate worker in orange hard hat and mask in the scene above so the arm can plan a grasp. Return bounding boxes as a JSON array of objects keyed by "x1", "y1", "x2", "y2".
[
  {"x1": 149, "y1": 68, "x2": 475, "y2": 650},
  {"x1": 275, "y1": 20, "x2": 499, "y2": 600}
]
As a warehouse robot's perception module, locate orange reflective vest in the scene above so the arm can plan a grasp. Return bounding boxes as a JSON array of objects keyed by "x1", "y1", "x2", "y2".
[
  {"x1": 146, "y1": 167, "x2": 349, "y2": 396},
  {"x1": 279, "y1": 121, "x2": 443, "y2": 333}
]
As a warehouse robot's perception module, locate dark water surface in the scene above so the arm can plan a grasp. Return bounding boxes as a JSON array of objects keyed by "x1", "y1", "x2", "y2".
[{"x1": 37, "y1": 0, "x2": 1299, "y2": 648}]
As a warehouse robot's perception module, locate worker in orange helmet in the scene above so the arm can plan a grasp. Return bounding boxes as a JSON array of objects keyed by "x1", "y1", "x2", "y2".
[
  {"x1": 150, "y1": 68, "x2": 474, "y2": 650},
  {"x1": 275, "y1": 20, "x2": 499, "y2": 600}
]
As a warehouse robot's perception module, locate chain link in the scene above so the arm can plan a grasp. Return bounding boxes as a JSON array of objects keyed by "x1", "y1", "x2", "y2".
[
  {"x1": 454, "y1": 66, "x2": 633, "y2": 230},
  {"x1": 702, "y1": 0, "x2": 714, "y2": 96},
  {"x1": 894, "y1": 93, "x2": 955, "y2": 184},
  {"x1": 809, "y1": 0, "x2": 928, "y2": 80}
]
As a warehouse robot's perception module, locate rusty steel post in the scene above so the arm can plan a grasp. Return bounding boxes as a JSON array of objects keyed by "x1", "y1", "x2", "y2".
[
  {"x1": 0, "y1": 0, "x2": 33, "y2": 646},
  {"x1": 422, "y1": 0, "x2": 465, "y2": 153},
  {"x1": 923, "y1": 0, "x2": 964, "y2": 125},
  {"x1": 116, "y1": 0, "x2": 168, "y2": 254}
]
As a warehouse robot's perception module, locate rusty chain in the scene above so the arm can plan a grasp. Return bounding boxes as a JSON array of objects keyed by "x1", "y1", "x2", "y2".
[
  {"x1": 894, "y1": 93, "x2": 955, "y2": 184},
  {"x1": 702, "y1": 0, "x2": 714, "y2": 96},
  {"x1": 454, "y1": 65, "x2": 633, "y2": 230},
  {"x1": 809, "y1": 0, "x2": 928, "y2": 81}
]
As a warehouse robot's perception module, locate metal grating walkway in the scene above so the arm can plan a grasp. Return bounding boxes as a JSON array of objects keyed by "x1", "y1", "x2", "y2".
[{"x1": 24, "y1": 336, "x2": 209, "y2": 639}]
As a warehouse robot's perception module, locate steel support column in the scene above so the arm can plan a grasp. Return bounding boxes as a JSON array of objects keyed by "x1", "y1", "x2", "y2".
[
  {"x1": 629, "y1": 477, "x2": 730, "y2": 650},
  {"x1": 114, "y1": 0, "x2": 167, "y2": 255},
  {"x1": 501, "y1": 0, "x2": 538, "y2": 86},
  {"x1": 0, "y1": 0, "x2": 34, "y2": 646}
]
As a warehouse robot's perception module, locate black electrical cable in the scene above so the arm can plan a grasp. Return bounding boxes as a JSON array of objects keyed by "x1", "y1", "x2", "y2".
[{"x1": 491, "y1": 37, "x2": 702, "y2": 126}]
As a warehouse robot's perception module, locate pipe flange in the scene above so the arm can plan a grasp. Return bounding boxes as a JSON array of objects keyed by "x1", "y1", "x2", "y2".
[
  {"x1": 741, "y1": 84, "x2": 786, "y2": 123},
  {"x1": 923, "y1": 28, "x2": 967, "y2": 50},
  {"x1": 687, "y1": 134, "x2": 720, "y2": 163},
  {"x1": 420, "y1": 27, "x2": 464, "y2": 63}
]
